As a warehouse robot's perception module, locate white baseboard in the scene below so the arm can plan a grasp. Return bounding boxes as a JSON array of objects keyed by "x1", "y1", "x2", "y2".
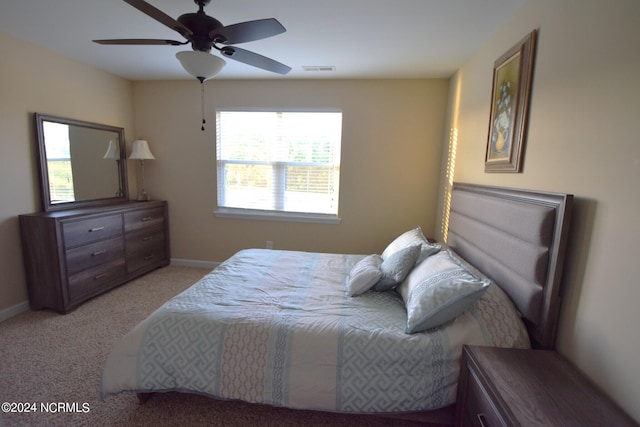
[
  {"x1": 170, "y1": 258, "x2": 219, "y2": 269},
  {"x1": 0, "y1": 300, "x2": 30, "y2": 323},
  {"x1": 0, "y1": 261, "x2": 217, "y2": 323}
]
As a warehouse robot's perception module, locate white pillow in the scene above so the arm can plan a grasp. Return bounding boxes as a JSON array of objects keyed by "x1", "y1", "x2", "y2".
[
  {"x1": 381, "y1": 226, "x2": 441, "y2": 263},
  {"x1": 372, "y1": 244, "x2": 421, "y2": 291},
  {"x1": 345, "y1": 255, "x2": 383, "y2": 296},
  {"x1": 397, "y1": 249, "x2": 490, "y2": 333}
]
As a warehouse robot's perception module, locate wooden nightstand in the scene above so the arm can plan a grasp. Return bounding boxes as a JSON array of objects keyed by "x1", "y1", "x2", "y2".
[{"x1": 454, "y1": 345, "x2": 638, "y2": 427}]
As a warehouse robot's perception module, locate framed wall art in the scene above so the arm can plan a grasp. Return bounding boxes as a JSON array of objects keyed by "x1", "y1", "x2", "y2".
[{"x1": 485, "y1": 29, "x2": 537, "y2": 173}]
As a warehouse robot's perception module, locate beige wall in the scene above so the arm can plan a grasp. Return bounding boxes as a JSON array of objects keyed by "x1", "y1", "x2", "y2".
[
  {"x1": 0, "y1": 32, "x2": 135, "y2": 313},
  {"x1": 132, "y1": 79, "x2": 449, "y2": 263},
  {"x1": 440, "y1": 0, "x2": 640, "y2": 421},
  {"x1": 4, "y1": 0, "x2": 638, "y2": 420}
]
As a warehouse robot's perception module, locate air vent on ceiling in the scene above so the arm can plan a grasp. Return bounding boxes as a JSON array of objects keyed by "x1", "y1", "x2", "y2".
[{"x1": 302, "y1": 66, "x2": 336, "y2": 72}]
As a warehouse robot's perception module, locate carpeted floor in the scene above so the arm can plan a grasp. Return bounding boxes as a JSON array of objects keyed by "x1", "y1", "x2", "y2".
[{"x1": 0, "y1": 265, "x2": 430, "y2": 427}]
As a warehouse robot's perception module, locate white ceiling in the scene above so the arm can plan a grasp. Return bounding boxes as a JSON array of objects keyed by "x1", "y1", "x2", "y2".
[{"x1": 0, "y1": 0, "x2": 525, "y2": 81}]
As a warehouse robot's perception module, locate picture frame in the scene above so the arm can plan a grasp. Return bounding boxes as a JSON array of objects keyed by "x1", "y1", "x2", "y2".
[{"x1": 485, "y1": 29, "x2": 537, "y2": 173}]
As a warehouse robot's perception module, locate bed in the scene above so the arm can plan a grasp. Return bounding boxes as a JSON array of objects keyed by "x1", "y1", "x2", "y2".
[{"x1": 100, "y1": 183, "x2": 573, "y2": 424}]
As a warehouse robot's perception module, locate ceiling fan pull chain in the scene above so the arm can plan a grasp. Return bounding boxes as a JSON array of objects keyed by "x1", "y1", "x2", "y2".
[{"x1": 201, "y1": 81, "x2": 206, "y2": 131}]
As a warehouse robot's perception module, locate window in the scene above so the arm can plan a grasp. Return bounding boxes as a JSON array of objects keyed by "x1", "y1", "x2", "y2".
[{"x1": 216, "y1": 111, "x2": 342, "y2": 222}]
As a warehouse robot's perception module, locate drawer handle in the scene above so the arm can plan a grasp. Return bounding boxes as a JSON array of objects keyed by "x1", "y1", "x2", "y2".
[
  {"x1": 477, "y1": 413, "x2": 488, "y2": 427},
  {"x1": 94, "y1": 273, "x2": 107, "y2": 280},
  {"x1": 141, "y1": 216, "x2": 153, "y2": 222},
  {"x1": 142, "y1": 236, "x2": 154, "y2": 241},
  {"x1": 89, "y1": 226, "x2": 105, "y2": 232},
  {"x1": 92, "y1": 250, "x2": 107, "y2": 256},
  {"x1": 143, "y1": 255, "x2": 154, "y2": 261}
]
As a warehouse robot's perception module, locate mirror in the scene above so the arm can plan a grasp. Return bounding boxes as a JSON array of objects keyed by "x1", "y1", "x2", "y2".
[{"x1": 35, "y1": 113, "x2": 128, "y2": 212}]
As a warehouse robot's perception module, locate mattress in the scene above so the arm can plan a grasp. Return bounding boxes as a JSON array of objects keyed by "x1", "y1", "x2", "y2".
[{"x1": 101, "y1": 248, "x2": 529, "y2": 413}]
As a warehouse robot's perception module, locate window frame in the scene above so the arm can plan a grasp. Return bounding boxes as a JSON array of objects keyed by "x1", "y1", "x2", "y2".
[{"x1": 214, "y1": 109, "x2": 342, "y2": 224}]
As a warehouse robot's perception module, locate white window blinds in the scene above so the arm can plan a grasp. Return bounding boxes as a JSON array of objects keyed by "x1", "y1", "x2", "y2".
[{"x1": 216, "y1": 111, "x2": 342, "y2": 217}]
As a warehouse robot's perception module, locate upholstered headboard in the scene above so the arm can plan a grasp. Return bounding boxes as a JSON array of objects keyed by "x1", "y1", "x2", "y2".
[{"x1": 447, "y1": 183, "x2": 573, "y2": 349}]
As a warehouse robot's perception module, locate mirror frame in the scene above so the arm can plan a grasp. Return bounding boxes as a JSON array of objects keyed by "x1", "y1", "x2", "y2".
[{"x1": 35, "y1": 113, "x2": 129, "y2": 212}]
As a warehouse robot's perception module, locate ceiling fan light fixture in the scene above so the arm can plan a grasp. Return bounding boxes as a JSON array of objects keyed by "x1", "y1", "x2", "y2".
[{"x1": 176, "y1": 51, "x2": 226, "y2": 82}]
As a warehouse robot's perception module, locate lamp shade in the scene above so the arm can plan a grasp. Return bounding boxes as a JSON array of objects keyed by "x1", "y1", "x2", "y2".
[
  {"x1": 129, "y1": 140, "x2": 155, "y2": 160},
  {"x1": 103, "y1": 140, "x2": 120, "y2": 159},
  {"x1": 176, "y1": 51, "x2": 226, "y2": 82}
]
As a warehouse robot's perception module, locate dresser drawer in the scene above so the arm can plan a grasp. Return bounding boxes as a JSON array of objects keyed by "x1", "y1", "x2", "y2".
[
  {"x1": 126, "y1": 228, "x2": 167, "y2": 273},
  {"x1": 463, "y1": 368, "x2": 506, "y2": 427},
  {"x1": 68, "y1": 258, "x2": 126, "y2": 302},
  {"x1": 65, "y1": 236, "x2": 124, "y2": 276},
  {"x1": 124, "y1": 207, "x2": 165, "y2": 233},
  {"x1": 62, "y1": 214, "x2": 123, "y2": 248},
  {"x1": 20, "y1": 201, "x2": 169, "y2": 313}
]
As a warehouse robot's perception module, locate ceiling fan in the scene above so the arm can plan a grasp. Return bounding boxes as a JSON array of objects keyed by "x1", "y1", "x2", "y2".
[{"x1": 94, "y1": 0, "x2": 292, "y2": 78}]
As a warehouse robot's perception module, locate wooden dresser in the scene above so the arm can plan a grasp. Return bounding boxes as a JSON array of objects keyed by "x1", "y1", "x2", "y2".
[
  {"x1": 455, "y1": 345, "x2": 638, "y2": 427},
  {"x1": 20, "y1": 201, "x2": 170, "y2": 314}
]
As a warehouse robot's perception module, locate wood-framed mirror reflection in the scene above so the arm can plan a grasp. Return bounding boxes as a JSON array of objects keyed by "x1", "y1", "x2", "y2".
[{"x1": 35, "y1": 113, "x2": 129, "y2": 212}]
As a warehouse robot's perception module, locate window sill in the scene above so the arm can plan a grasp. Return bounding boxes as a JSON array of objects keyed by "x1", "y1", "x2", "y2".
[{"x1": 214, "y1": 208, "x2": 341, "y2": 224}]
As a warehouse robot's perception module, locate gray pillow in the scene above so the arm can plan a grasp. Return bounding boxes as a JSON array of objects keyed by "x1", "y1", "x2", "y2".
[
  {"x1": 397, "y1": 249, "x2": 491, "y2": 333},
  {"x1": 381, "y1": 226, "x2": 442, "y2": 263},
  {"x1": 345, "y1": 254, "x2": 383, "y2": 296},
  {"x1": 373, "y1": 244, "x2": 421, "y2": 291}
]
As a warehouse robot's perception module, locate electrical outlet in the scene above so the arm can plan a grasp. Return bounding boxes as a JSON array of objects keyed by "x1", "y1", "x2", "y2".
[{"x1": 266, "y1": 240, "x2": 273, "y2": 249}]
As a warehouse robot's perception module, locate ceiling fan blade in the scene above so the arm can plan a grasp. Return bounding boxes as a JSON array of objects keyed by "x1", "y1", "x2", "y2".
[
  {"x1": 93, "y1": 38, "x2": 187, "y2": 46},
  {"x1": 122, "y1": 0, "x2": 192, "y2": 38},
  {"x1": 221, "y1": 46, "x2": 291, "y2": 75},
  {"x1": 211, "y1": 18, "x2": 286, "y2": 44}
]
